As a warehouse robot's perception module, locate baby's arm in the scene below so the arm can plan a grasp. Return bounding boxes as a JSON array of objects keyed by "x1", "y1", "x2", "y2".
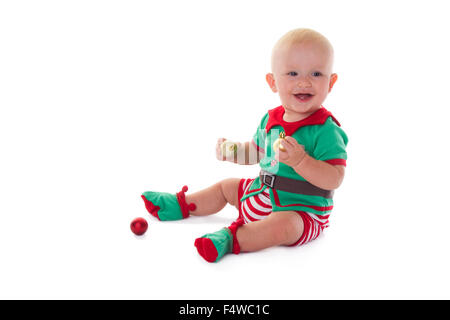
[
  {"x1": 294, "y1": 157, "x2": 345, "y2": 190},
  {"x1": 216, "y1": 138, "x2": 263, "y2": 165},
  {"x1": 277, "y1": 136, "x2": 345, "y2": 190}
]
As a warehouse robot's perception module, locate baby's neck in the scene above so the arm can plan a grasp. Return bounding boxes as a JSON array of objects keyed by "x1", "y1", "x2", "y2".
[{"x1": 283, "y1": 110, "x2": 314, "y2": 122}]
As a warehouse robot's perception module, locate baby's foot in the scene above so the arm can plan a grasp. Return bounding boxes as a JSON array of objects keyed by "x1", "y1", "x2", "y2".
[
  {"x1": 194, "y1": 228, "x2": 233, "y2": 263},
  {"x1": 194, "y1": 218, "x2": 244, "y2": 263},
  {"x1": 141, "y1": 186, "x2": 196, "y2": 221}
]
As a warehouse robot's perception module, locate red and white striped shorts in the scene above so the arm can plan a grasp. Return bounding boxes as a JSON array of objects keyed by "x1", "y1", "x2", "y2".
[{"x1": 237, "y1": 178, "x2": 330, "y2": 246}]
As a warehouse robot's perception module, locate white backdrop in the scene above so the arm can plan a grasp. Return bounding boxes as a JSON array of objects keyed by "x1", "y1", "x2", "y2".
[{"x1": 1, "y1": 0, "x2": 450, "y2": 299}]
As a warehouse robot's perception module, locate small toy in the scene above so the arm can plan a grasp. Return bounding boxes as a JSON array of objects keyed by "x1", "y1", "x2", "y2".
[
  {"x1": 130, "y1": 217, "x2": 148, "y2": 236},
  {"x1": 272, "y1": 132, "x2": 286, "y2": 152}
]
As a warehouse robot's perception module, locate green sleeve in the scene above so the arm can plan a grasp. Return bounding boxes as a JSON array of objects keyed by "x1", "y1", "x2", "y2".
[{"x1": 313, "y1": 119, "x2": 348, "y2": 162}]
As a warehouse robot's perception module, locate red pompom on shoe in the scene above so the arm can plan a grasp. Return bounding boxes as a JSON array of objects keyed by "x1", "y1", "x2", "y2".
[
  {"x1": 176, "y1": 185, "x2": 197, "y2": 218},
  {"x1": 227, "y1": 218, "x2": 245, "y2": 254}
]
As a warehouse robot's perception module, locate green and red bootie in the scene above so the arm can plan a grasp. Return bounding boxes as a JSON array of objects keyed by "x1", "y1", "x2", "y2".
[
  {"x1": 194, "y1": 218, "x2": 244, "y2": 263},
  {"x1": 141, "y1": 185, "x2": 196, "y2": 221}
]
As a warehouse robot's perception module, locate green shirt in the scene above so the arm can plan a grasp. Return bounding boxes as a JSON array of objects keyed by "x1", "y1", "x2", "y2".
[{"x1": 242, "y1": 106, "x2": 348, "y2": 215}]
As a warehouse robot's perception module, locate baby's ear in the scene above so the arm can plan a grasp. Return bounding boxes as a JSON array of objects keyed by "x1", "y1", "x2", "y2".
[
  {"x1": 328, "y1": 73, "x2": 338, "y2": 92},
  {"x1": 266, "y1": 73, "x2": 278, "y2": 93}
]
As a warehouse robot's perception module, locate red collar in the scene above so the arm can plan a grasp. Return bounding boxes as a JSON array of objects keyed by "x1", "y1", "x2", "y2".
[{"x1": 265, "y1": 105, "x2": 341, "y2": 136}]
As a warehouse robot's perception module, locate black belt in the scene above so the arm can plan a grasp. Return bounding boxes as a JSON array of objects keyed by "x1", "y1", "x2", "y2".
[{"x1": 260, "y1": 170, "x2": 334, "y2": 199}]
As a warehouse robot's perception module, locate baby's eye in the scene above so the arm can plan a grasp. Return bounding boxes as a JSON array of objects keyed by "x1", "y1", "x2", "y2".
[
  {"x1": 287, "y1": 71, "x2": 298, "y2": 76},
  {"x1": 312, "y1": 71, "x2": 322, "y2": 77}
]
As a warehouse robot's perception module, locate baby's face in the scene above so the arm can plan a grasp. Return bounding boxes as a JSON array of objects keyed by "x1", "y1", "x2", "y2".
[{"x1": 267, "y1": 41, "x2": 337, "y2": 120}]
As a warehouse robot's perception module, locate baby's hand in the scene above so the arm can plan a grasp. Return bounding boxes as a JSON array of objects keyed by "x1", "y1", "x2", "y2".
[
  {"x1": 276, "y1": 136, "x2": 307, "y2": 168},
  {"x1": 216, "y1": 138, "x2": 227, "y2": 161},
  {"x1": 216, "y1": 138, "x2": 240, "y2": 162}
]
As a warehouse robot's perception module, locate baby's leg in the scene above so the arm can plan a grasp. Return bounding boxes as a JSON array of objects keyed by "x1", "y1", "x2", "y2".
[
  {"x1": 185, "y1": 178, "x2": 241, "y2": 216},
  {"x1": 141, "y1": 178, "x2": 241, "y2": 221},
  {"x1": 237, "y1": 211, "x2": 304, "y2": 252},
  {"x1": 195, "y1": 210, "x2": 304, "y2": 262}
]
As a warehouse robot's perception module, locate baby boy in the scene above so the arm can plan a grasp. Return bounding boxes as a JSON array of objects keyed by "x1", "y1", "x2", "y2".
[{"x1": 141, "y1": 28, "x2": 348, "y2": 262}]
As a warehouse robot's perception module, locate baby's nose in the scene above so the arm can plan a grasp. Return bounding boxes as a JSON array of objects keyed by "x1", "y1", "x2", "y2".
[{"x1": 297, "y1": 77, "x2": 312, "y2": 88}]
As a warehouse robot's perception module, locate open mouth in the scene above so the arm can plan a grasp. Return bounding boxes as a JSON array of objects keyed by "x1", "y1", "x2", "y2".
[{"x1": 294, "y1": 93, "x2": 313, "y2": 102}]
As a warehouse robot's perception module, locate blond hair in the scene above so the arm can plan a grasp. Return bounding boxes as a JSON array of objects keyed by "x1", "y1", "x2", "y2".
[{"x1": 271, "y1": 28, "x2": 334, "y2": 70}]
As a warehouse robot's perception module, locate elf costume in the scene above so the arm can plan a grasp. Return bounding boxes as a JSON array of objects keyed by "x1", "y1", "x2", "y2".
[
  {"x1": 141, "y1": 105, "x2": 348, "y2": 263},
  {"x1": 244, "y1": 105, "x2": 348, "y2": 216}
]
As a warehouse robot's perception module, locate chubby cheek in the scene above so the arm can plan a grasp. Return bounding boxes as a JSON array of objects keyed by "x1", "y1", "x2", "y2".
[
  {"x1": 313, "y1": 83, "x2": 330, "y2": 101},
  {"x1": 312, "y1": 91, "x2": 327, "y2": 105},
  {"x1": 275, "y1": 86, "x2": 292, "y2": 101},
  {"x1": 282, "y1": 92, "x2": 297, "y2": 105},
  {"x1": 281, "y1": 82, "x2": 297, "y2": 99}
]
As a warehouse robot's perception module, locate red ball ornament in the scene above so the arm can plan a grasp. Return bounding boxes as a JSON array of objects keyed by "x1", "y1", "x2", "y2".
[{"x1": 130, "y1": 217, "x2": 148, "y2": 236}]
